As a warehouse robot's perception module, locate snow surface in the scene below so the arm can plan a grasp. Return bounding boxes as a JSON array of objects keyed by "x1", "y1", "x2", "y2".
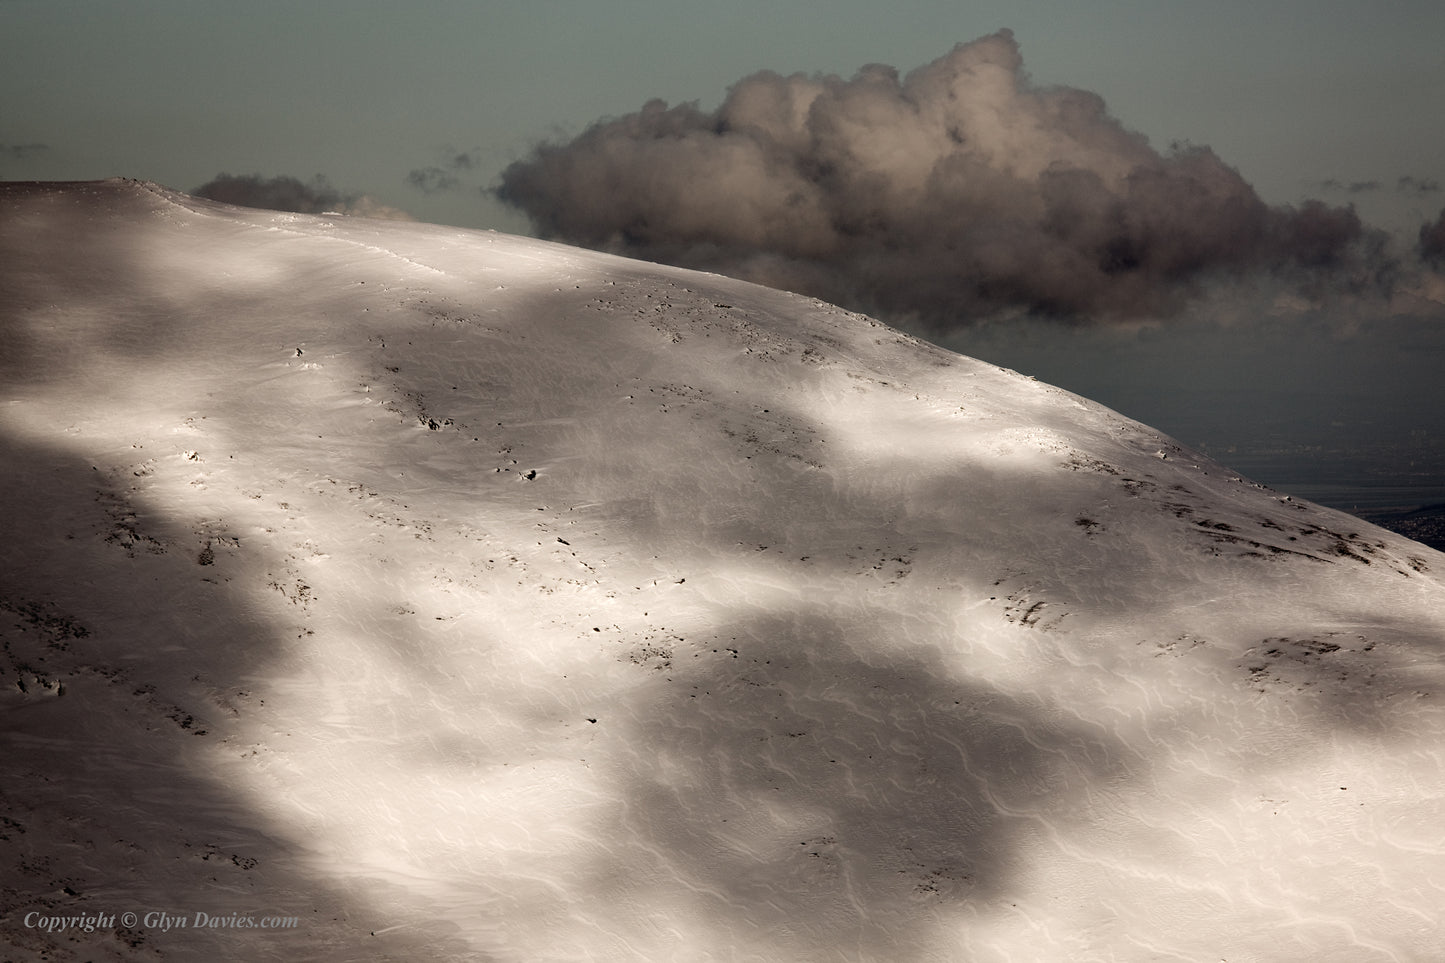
[{"x1": 2, "y1": 178, "x2": 1444, "y2": 961}]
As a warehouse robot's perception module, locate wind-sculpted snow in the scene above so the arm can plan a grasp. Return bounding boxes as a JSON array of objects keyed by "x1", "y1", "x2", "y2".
[{"x1": 1, "y1": 179, "x2": 1443, "y2": 961}]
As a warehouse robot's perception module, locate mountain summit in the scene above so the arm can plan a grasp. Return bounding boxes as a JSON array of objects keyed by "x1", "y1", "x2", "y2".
[{"x1": 3, "y1": 179, "x2": 1443, "y2": 961}]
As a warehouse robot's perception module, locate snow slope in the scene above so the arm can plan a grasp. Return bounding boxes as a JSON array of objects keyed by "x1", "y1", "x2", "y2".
[{"x1": 2, "y1": 178, "x2": 1443, "y2": 962}]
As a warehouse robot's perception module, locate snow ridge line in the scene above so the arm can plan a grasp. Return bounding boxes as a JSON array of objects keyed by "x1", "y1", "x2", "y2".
[{"x1": 130, "y1": 178, "x2": 454, "y2": 279}]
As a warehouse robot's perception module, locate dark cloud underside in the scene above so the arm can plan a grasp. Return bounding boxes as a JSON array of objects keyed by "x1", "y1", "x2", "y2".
[
  {"x1": 497, "y1": 31, "x2": 1384, "y2": 327},
  {"x1": 192, "y1": 173, "x2": 412, "y2": 220},
  {"x1": 1420, "y1": 208, "x2": 1445, "y2": 266},
  {"x1": 193, "y1": 173, "x2": 355, "y2": 213}
]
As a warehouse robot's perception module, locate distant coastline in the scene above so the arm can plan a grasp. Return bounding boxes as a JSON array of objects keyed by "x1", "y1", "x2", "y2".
[
  {"x1": 1350, "y1": 502, "x2": 1445, "y2": 553},
  {"x1": 1186, "y1": 445, "x2": 1445, "y2": 552},
  {"x1": 1250, "y1": 481, "x2": 1445, "y2": 552}
]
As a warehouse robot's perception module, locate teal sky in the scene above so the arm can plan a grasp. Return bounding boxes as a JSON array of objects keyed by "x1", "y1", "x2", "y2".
[{"x1": 3, "y1": 0, "x2": 1442, "y2": 235}]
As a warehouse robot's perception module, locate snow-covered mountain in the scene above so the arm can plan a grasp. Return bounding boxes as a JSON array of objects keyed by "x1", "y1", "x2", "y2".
[{"x1": 2, "y1": 179, "x2": 1443, "y2": 962}]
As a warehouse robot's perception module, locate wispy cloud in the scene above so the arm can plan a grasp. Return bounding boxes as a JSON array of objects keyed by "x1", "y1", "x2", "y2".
[
  {"x1": 1319, "y1": 176, "x2": 1441, "y2": 197},
  {"x1": 406, "y1": 148, "x2": 484, "y2": 194},
  {"x1": 1398, "y1": 175, "x2": 1442, "y2": 195},
  {"x1": 1320, "y1": 178, "x2": 1382, "y2": 194},
  {"x1": 406, "y1": 167, "x2": 461, "y2": 194},
  {"x1": 496, "y1": 32, "x2": 1389, "y2": 328},
  {"x1": 192, "y1": 173, "x2": 412, "y2": 220},
  {"x1": 2, "y1": 142, "x2": 49, "y2": 159}
]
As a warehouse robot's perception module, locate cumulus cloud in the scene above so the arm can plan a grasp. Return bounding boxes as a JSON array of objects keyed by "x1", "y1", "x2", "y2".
[
  {"x1": 497, "y1": 31, "x2": 1386, "y2": 327},
  {"x1": 192, "y1": 173, "x2": 413, "y2": 220}
]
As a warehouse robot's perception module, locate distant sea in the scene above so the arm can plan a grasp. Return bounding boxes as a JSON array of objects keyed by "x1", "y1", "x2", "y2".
[
  {"x1": 1056, "y1": 398, "x2": 1445, "y2": 552},
  {"x1": 1100, "y1": 386, "x2": 1445, "y2": 555},
  {"x1": 1194, "y1": 447, "x2": 1445, "y2": 553},
  {"x1": 938, "y1": 320, "x2": 1445, "y2": 554}
]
